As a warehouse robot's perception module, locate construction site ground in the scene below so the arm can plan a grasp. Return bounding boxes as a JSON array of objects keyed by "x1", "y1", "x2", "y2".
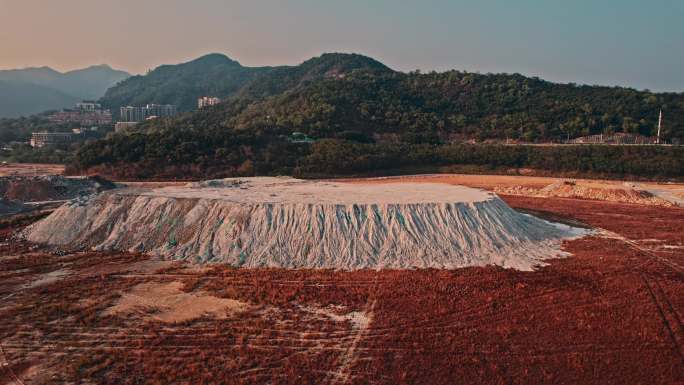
[
  {"x1": 0, "y1": 164, "x2": 65, "y2": 178},
  {"x1": 1, "y1": 185, "x2": 683, "y2": 384}
]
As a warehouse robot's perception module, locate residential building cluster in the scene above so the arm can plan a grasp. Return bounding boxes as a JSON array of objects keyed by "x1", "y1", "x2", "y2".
[
  {"x1": 48, "y1": 101, "x2": 112, "y2": 125},
  {"x1": 119, "y1": 104, "x2": 178, "y2": 123},
  {"x1": 29, "y1": 127, "x2": 100, "y2": 148},
  {"x1": 26, "y1": 101, "x2": 181, "y2": 148},
  {"x1": 198, "y1": 96, "x2": 221, "y2": 109},
  {"x1": 75, "y1": 101, "x2": 102, "y2": 111}
]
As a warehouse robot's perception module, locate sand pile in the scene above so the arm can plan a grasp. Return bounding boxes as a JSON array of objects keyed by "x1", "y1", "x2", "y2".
[
  {"x1": 496, "y1": 180, "x2": 674, "y2": 206},
  {"x1": 0, "y1": 175, "x2": 115, "y2": 203},
  {"x1": 23, "y1": 177, "x2": 587, "y2": 271},
  {"x1": 104, "y1": 281, "x2": 249, "y2": 323}
]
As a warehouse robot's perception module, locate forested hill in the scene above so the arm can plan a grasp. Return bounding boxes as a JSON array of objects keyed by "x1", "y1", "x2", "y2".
[
  {"x1": 99, "y1": 53, "x2": 393, "y2": 112},
  {"x1": 100, "y1": 52, "x2": 684, "y2": 141},
  {"x1": 133, "y1": 67, "x2": 683, "y2": 143},
  {"x1": 73, "y1": 53, "x2": 684, "y2": 180},
  {"x1": 99, "y1": 54, "x2": 259, "y2": 113},
  {"x1": 235, "y1": 53, "x2": 392, "y2": 99}
]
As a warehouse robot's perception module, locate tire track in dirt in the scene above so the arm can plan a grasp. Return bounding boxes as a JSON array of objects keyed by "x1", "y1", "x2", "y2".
[
  {"x1": 641, "y1": 275, "x2": 684, "y2": 362},
  {"x1": 327, "y1": 273, "x2": 380, "y2": 385},
  {"x1": 597, "y1": 228, "x2": 683, "y2": 362},
  {"x1": 328, "y1": 299, "x2": 376, "y2": 385},
  {"x1": 347, "y1": 287, "x2": 631, "y2": 339},
  {"x1": 653, "y1": 279, "x2": 684, "y2": 333},
  {"x1": 598, "y1": 229, "x2": 684, "y2": 273},
  {"x1": 591, "y1": 229, "x2": 684, "y2": 367},
  {"x1": 0, "y1": 344, "x2": 26, "y2": 385},
  {"x1": 1, "y1": 342, "x2": 674, "y2": 355}
]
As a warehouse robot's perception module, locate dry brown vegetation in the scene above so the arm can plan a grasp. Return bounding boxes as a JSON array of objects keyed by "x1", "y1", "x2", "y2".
[
  {"x1": 1, "y1": 196, "x2": 683, "y2": 384},
  {"x1": 0, "y1": 164, "x2": 64, "y2": 177}
]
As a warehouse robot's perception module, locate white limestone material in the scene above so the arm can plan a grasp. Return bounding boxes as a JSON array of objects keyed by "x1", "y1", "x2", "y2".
[{"x1": 23, "y1": 177, "x2": 588, "y2": 271}]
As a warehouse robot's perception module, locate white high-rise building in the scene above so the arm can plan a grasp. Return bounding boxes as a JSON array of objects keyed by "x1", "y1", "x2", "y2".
[
  {"x1": 119, "y1": 104, "x2": 177, "y2": 122},
  {"x1": 76, "y1": 101, "x2": 102, "y2": 111},
  {"x1": 198, "y1": 96, "x2": 221, "y2": 109}
]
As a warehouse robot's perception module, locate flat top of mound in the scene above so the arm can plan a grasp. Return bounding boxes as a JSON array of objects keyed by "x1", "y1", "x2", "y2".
[{"x1": 135, "y1": 177, "x2": 493, "y2": 204}]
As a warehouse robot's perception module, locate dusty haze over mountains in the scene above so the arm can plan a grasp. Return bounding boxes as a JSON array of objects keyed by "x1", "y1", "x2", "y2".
[
  {"x1": 0, "y1": 65, "x2": 130, "y2": 118},
  {"x1": 1, "y1": 0, "x2": 682, "y2": 92}
]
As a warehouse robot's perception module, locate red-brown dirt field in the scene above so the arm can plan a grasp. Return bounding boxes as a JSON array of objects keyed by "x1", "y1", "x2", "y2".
[{"x1": 1, "y1": 196, "x2": 683, "y2": 384}]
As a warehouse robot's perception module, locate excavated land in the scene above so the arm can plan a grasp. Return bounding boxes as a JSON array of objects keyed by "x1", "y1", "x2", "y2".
[
  {"x1": 495, "y1": 180, "x2": 675, "y2": 207},
  {"x1": 0, "y1": 175, "x2": 116, "y2": 217},
  {"x1": 1, "y1": 191, "x2": 683, "y2": 384},
  {"x1": 341, "y1": 174, "x2": 684, "y2": 207},
  {"x1": 0, "y1": 175, "x2": 115, "y2": 204}
]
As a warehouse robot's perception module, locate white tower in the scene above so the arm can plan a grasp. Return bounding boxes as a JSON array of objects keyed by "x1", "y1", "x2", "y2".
[{"x1": 657, "y1": 109, "x2": 662, "y2": 144}]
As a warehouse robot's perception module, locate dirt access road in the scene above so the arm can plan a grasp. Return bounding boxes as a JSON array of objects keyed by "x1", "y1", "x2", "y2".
[
  {"x1": 1, "y1": 193, "x2": 682, "y2": 384},
  {"x1": 1, "y1": 163, "x2": 681, "y2": 203},
  {"x1": 340, "y1": 174, "x2": 684, "y2": 206},
  {"x1": 0, "y1": 164, "x2": 64, "y2": 177}
]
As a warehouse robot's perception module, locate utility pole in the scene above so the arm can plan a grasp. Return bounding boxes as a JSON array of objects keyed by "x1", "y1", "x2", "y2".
[{"x1": 657, "y1": 109, "x2": 662, "y2": 144}]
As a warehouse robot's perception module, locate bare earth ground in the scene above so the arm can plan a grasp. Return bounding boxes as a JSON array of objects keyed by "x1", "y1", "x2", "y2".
[
  {"x1": 0, "y1": 178, "x2": 683, "y2": 384},
  {"x1": 0, "y1": 164, "x2": 64, "y2": 177},
  {"x1": 1, "y1": 162, "x2": 681, "y2": 202},
  {"x1": 340, "y1": 174, "x2": 684, "y2": 206},
  {"x1": 339, "y1": 173, "x2": 684, "y2": 198}
]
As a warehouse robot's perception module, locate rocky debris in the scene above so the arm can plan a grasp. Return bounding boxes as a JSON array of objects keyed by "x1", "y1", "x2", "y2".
[
  {"x1": 495, "y1": 180, "x2": 675, "y2": 207},
  {"x1": 23, "y1": 178, "x2": 587, "y2": 271},
  {"x1": 0, "y1": 175, "x2": 116, "y2": 203},
  {"x1": 187, "y1": 179, "x2": 246, "y2": 189},
  {"x1": 0, "y1": 198, "x2": 27, "y2": 215}
]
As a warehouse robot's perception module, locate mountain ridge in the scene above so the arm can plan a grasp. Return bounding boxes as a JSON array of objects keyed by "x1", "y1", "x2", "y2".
[
  {"x1": 0, "y1": 64, "x2": 130, "y2": 118},
  {"x1": 0, "y1": 81, "x2": 80, "y2": 119},
  {"x1": 72, "y1": 52, "x2": 684, "y2": 180},
  {"x1": 100, "y1": 52, "x2": 394, "y2": 112}
]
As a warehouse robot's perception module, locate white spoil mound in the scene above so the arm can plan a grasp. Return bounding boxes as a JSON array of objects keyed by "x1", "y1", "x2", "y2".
[{"x1": 23, "y1": 177, "x2": 587, "y2": 271}]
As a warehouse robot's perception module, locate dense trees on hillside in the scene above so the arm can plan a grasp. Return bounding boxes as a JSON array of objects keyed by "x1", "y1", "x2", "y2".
[
  {"x1": 213, "y1": 70, "x2": 683, "y2": 143},
  {"x1": 1, "y1": 143, "x2": 75, "y2": 164},
  {"x1": 236, "y1": 53, "x2": 391, "y2": 99},
  {"x1": 100, "y1": 53, "x2": 392, "y2": 113},
  {"x1": 0, "y1": 113, "x2": 75, "y2": 143},
  {"x1": 101, "y1": 52, "x2": 684, "y2": 144},
  {"x1": 72, "y1": 53, "x2": 684, "y2": 179},
  {"x1": 99, "y1": 54, "x2": 258, "y2": 113},
  {"x1": 113, "y1": 63, "x2": 684, "y2": 144},
  {"x1": 71, "y1": 129, "x2": 683, "y2": 180}
]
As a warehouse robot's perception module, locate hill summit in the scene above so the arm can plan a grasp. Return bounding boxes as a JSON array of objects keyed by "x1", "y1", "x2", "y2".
[{"x1": 100, "y1": 52, "x2": 393, "y2": 112}]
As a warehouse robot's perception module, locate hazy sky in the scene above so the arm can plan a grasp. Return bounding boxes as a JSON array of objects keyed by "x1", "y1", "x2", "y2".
[{"x1": 1, "y1": 0, "x2": 682, "y2": 91}]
